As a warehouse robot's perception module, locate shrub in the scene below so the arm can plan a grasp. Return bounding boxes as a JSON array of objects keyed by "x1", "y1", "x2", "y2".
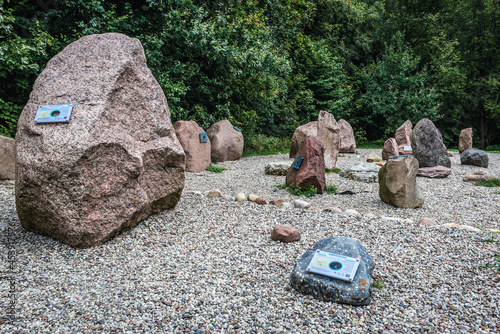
[
  {"x1": 475, "y1": 178, "x2": 500, "y2": 187},
  {"x1": 206, "y1": 164, "x2": 226, "y2": 173}
]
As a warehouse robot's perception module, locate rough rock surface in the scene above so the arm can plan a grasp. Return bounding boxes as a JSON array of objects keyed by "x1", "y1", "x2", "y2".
[
  {"x1": 411, "y1": 118, "x2": 451, "y2": 168},
  {"x1": 339, "y1": 162, "x2": 381, "y2": 183},
  {"x1": 15, "y1": 33, "x2": 185, "y2": 248},
  {"x1": 0, "y1": 135, "x2": 15, "y2": 180},
  {"x1": 378, "y1": 156, "x2": 424, "y2": 208},
  {"x1": 366, "y1": 152, "x2": 380, "y2": 163},
  {"x1": 271, "y1": 225, "x2": 300, "y2": 243},
  {"x1": 174, "y1": 120, "x2": 211, "y2": 173},
  {"x1": 269, "y1": 198, "x2": 285, "y2": 206},
  {"x1": 460, "y1": 148, "x2": 489, "y2": 168},
  {"x1": 458, "y1": 128, "x2": 473, "y2": 153},
  {"x1": 395, "y1": 120, "x2": 413, "y2": 153},
  {"x1": 417, "y1": 166, "x2": 451, "y2": 178},
  {"x1": 265, "y1": 162, "x2": 290, "y2": 176},
  {"x1": 286, "y1": 136, "x2": 326, "y2": 194},
  {"x1": 338, "y1": 119, "x2": 356, "y2": 153},
  {"x1": 382, "y1": 138, "x2": 399, "y2": 160},
  {"x1": 290, "y1": 236, "x2": 375, "y2": 306},
  {"x1": 317, "y1": 111, "x2": 340, "y2": 169},
  {"x1": 206, "y1": 120, "x2": 244, "y2": 162},
  {"x1": 290, "y1": 121, "x2": 317, "y2": 159}
]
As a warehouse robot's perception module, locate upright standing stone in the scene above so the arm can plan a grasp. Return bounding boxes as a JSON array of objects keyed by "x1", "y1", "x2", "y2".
[
  {"x1": 338, "y1": 119, "x2": 356, "y2": 153},
  {"x1": 317, "y1": 111, "x2": 340, "y2": 169},
  {"x1": 382, "y1": 138, "x2": 398, "y2": 160},
  {"x1": 378, "y1": 156, "x2": 424, "y2": 208},
  {"x1": 458, "y1": 128, "x2": 473, "y2": 153},
  {"x1": 460, "y1": 148, "x2": 489, "y2": 168},
  {"x1": 15, "y1": 33, "x2": 185, "y2": 248},
  {"x1": 410, "y1": 118, "x2": 451, "y2": 168},
  {"x1": 289, "y1": 121, "x2": 318, "y2": 159},
  {"x1": 286, "y1": 136, "x2": 326, "y2": 194},
  {"x1": 395, "y1": 120, "x2": 413, "y2": 154},
  {"x1": 0, "y1": 135, "x2": 15, "y2": 180},
  {"x1": 206, "y1": 120, "x2": 244, "y2": 162},
  {"x1": 174, "y1": 120, "x2": 211, "y2": 172}
]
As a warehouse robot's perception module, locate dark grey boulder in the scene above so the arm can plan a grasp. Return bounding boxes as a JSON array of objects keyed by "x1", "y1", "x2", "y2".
[
  {"x1": 289, "y1": 237, "x2": 375, "y2": 306},
  {"x1": 460, "y1": 148, "x2": 489, "y2": 168},
  {"x1": 411, "y1": 118, "x2": 451, "y2": 168}
]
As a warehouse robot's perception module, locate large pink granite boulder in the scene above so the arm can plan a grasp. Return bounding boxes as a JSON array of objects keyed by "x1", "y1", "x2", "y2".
[
  {"x1": 410, "y1": 118, "x2": 451, "y2": 168},
  {"x1": 206, "y1": 120, "x2": 244, "y2": 162},
  {"x1": 458, "y1": 128, "x2": 472, "y2": 153},
  {"x1": 0, "y1": 135, "x2": 15, "y2": 180},
  {"x1": 382, "y1": 138, "x2": 398, "y2": 160},
  {"x1": 338, "y1": 119, "x2": 356, "y2": 153},
  {"x1": 290, "y1": 121, "x2": 317, "y2": 159},
  {"x1": 286, "y1": 136, "x2": 326, "y2": 194},
  {"x1": 395, "y1": 120, "x2": 413, "y2": 154},
  {"x1": 174, "y1": 120, "x2": 211, "y2": 172},
  {"x1": 15, "y1": 33, "x2": 185, "y2": 248},
  {"x1": 317, "y1": 110, "x2": 340, "y2": 169}
]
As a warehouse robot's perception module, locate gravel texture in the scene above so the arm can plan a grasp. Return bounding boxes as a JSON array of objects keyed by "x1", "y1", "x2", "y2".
[{"x1": 1, "y1": 149, "x2": 499, "y2": 333}]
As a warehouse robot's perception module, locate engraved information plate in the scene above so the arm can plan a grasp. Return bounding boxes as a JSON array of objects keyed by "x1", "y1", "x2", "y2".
[
  {"x1": 199, "y1": 132, "x2": 208, "y2": 143},
  {"x1": 233, "y1": 126, "x2": 241, "y2": 132},
  {"x1": 307, "y1": 250, "x2": 360, "y2": 282},
  {"x1": 403, "y1": 145, "x2": 412, "y2": 151},
  {"x1": 292, "y1": 156, "x2": 303, "y2": 169},
  {"x1": 35, "y1": 104, "x2": 73, "y2": 124}
]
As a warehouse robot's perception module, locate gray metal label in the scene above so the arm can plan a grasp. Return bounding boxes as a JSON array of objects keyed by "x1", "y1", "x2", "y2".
[
  {"x1": 35, "y1": 104, "x2": 73, "y2": 123},
  {"x1": 307, "y1": 250, "x2": 360, "y2": 282}
]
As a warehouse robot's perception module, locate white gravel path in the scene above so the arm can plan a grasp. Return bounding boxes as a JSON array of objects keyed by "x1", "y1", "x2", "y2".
[{"x1": 1, "y1": 149, "x2": 499, "y2": 333}]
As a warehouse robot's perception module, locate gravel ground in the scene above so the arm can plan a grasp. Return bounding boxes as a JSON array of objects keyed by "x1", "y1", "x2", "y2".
[{"x1": 1, "y1": 149, "x2": 499, "y2": 333}]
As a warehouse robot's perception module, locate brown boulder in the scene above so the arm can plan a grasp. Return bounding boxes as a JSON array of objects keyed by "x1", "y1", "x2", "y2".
[
  {"x1": 458, "y1": 128, "x2": 473, "y2": 153},
  {"x1": 338, "y1": 119, "x2": 356, "y2": 153},
  {"x1": 378, "y1": 155, "x2": 424, "y2": 208},
  {"x1": 174, "y1": 120, "x2": 211, "y2": 172},
  {"x1": 395, "y1": 120, "x2": 412, "y2": 147},
  {"x1": 271, "y1": 225, "x2": 300, "y2": 243},
  {"x1": 411, "y1": 118, "x2": 451, "y2": 168},
  {"x1": 317, "y1": 110, "x2": 340, "y2": 169},
  {"x1": 15, "y1": 33, "x2": 185, "y2": 248},
  {"x1": 206, "y1": 120, "x2": 244, "y2": 162},
  {"x1": 286, "y1": 136, "x2": 326, "y2": 194},
  {"x1": 417, "y1": 166, "x2": 451, "y2": 178},
  {"x1": 290, "y1": 121, "x2": 317, "y2": 159},
  {"x1": 255, "y1": 197, "x2": 267, "y2": 205},
  {"x1": 269, "y1": 198, "x2": 285, "y2": 206},
  {"x1": 382, "y1": 138, "x2": 399, "y2": 160},
  {"x1": 0, "y1": 135, "x2": 15, "y2": 180}
]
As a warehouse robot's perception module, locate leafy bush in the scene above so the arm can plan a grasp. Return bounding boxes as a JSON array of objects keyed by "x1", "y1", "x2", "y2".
[
  {"x1": 325, "y1": 185, "x2": 338, "y2": 194},
  {"x1": 206, "y1": 164, "x2": 226, "y2": 173},
  {"x1": 243, "y1": 135, "x2": 291, "y2": 156},
  {"x1": 277, "y1": 183, "x2": 317, "y2": 197},
  {"x1": 325, "y1": 168, "x2": 342, "y2": 174},
  {"x1": 475, "y1": 178, "x2": 500, "y2": 187}
]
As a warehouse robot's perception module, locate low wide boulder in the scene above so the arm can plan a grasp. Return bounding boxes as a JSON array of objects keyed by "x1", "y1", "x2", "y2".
[
  {"x1": 317, "y1": 110, "x2": 340, "y2": 169},
  {"x1": 417, "y1": 166, "x2": 451, "y2": 178},
  {"x1": 0, "y1": 135, "x2": 15, "y2": 180},
  {"x1": 459, "y1": 128, "x2": 473, "y2": 153},
  {"x1": 382, "y1": 138, "x2": 398, "y2": 160},
  {"x1": 338, "y1": 119, "x2": 356, "y2": 153},
  {"x1": 290, "y1": 236, "x2": 375, "y2": 306},
  {"x1": 460, "y1": 148, "x2": 488, "y2": 168},
  {"x1": 15, "y1": 33, "x2": 185, "y2": 248},
  {"x1": 286, "y1": 136, "x2": 326, "y2": 194},
  {"x1": 206, "y1": 120, "x2": 244, "y2": 162},
  {"x1": 271, "y1": 225, "x2": 300, "y2": 243},
  {"x1": 265, "y1": 162, "x2": 290, "y2": 176},
  {"x1": 340, "y1": 162, "x2": 381, "y2": 183},
  {"x1": 174, "y1": 120, "x2": 211, "y2": 172},
  {"x1": 411, "y1": 118, "x2": 451, "y2": 168},
  {"x1": 378, "y1": 155, "x2": 424, "y2": 208},
  {"x1": 290, "y1": 121, "x2": 317, "y2": 159}
]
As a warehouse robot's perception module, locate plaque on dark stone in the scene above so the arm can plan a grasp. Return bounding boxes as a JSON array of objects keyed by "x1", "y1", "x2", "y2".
[
  {"x1": 307, "y1": 250, "x2": 360, "y2": 283},
  {"x1": 388, "y1": 154, "x2": 414, "y2": 159},
  {"x1": 292, "y1": 156, "x2": 303, "y2": 169},
  {"x1": 233, "y1": 126, "x2": 241, "y2": 132},
  {"x1": 199, "y1": 132, "x2": 208, "y2": 143},
  {"x1": 35, "y1": 104, "x2": 73, "y2": 123}
]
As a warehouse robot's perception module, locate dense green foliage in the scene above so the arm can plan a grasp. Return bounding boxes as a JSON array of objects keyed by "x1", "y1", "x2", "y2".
[{"x1": 1, "y1": 0, "x2": 499, "y2": 148}]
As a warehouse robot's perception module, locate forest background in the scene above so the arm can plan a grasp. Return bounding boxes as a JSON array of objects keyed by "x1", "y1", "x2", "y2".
[{"x1": 1, "y1": 0, "x2": 499, "y2": 152}]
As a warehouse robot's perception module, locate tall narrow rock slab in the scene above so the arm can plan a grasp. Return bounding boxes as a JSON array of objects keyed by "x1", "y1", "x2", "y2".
[
  {"x1": 290, "y1": 121, "x2": 318, "y2": 159},
  {"x1": 206, "y1": 120, "x2": 244, "y2": 162},
  {"x1": 0, "y1": 135, "x2": 15, "y2": 180},
  {"x1": 286, "y1": 136, "x2": 326, "y2": 194},
  {"x1": 458, "y1": 128, "x2": 473, "y2": 153},
  {"x1": 338, "y1": 119, "x2": 356, "y2": 153},
  {"x1": 174, "y1": 120, "x2": 211, "y2": 172},
  {"x1": 317, "y1": 110, "x2": 340, "y2": 169},
  {"x1": 15, "y1": 33, "x2": 185, "y2": 248},
  {"x1": 395, "y1": 120, "x2": 413, "y2": 154},
  {"x1": 382, "y1": 138, "x2": 398, "y2": 160},
  {"x1": 410, "y1": 118, "x2": 451, "y2": 168}
]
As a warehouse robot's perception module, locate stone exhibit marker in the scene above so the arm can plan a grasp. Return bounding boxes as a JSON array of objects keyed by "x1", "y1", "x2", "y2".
[
  {"x1": 0, "y1": 135, "x2": 15, "y2": 180},
  {"x1": 460, "y1": 148, "x2": 489, "y2": 168},
  {"x1": 338, "y1": 119, "x2": 356, "y2": 153},
  {"x1": 395, "y1": 120, "x2": 413, "y2": 154},
  {"x1": 290, "y1": 121, "x2": 318, "y2": 159},
  {"x1": 206, "y1": 119, "x2": 244, "y2": 162},
  {"x1": 458, "y1": 128, "x2": 473, "y2": 153},
  {"x1": 317, "y1": 110, "x2": 341, "y2": 169},
  {"x1": 411, "y1": 118, "x2": 451, "y2": 168},
  {"x1": 174, "y1": 120, "x2": 211, "y2": 172},
  {"x1": 15, "y1": 33, "x2": 186, "y2": 248}
]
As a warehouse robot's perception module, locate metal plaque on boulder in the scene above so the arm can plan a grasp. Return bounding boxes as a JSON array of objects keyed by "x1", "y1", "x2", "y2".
[
  {"x1": 307, "y1": 250, "x2": 360, "y2": 282},
  {"x1": 233, "y1": 126, "x2": 241, "y2": 132},
  {"x1": 388, "y1": 154, "x2": 414, "y2": 159},
  {"x1": 403, "y1": 145, "x2": 412, "y2": 151},
  {"x1": 35, "y1": 104, "x2": 73, "y2": 124},
  {"x1": 292, "y1": 156, "x2": 303, "y2": 169},
  {"x1": 199, "y1": 132, "x2": 208, "y2": 143}
]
